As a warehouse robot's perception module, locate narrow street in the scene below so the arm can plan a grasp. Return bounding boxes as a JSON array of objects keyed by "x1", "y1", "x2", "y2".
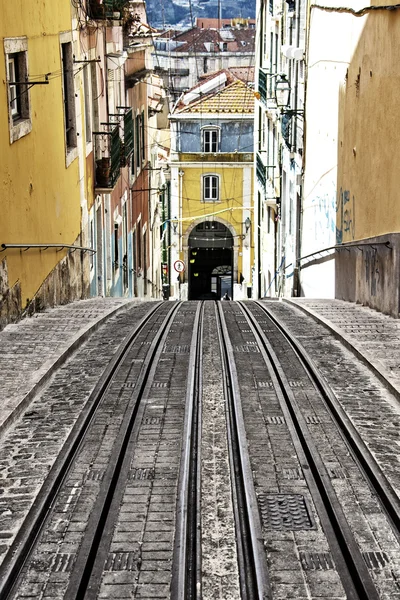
[{"x1": 0, "y1": 298, "x2": 399, "y2": 599}]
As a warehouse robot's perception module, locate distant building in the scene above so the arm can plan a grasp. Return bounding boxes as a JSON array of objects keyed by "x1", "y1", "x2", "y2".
[
  {"x1": 169, "y1": 70, "x2": 254, "y2": 300},
  {"x1": 153, "y1": 24, "x2": 255, "y2": 103}
]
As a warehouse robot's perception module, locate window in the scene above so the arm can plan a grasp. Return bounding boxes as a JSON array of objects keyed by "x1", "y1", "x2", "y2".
[
  {"x1": 202, "y1": 128, "x2": 219, "y2": 153},
  {"x1": 203, "y1": 175, "x2": 219, "y2": 202},
  {"x1": 4, "y1": 37, "x2": 31, "y2": 143},
  {"x1": 61, "y1": 41, "x2": 77, "y2": 152}
]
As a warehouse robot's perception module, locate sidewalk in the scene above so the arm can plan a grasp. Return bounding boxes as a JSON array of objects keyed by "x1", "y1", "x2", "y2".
[
  {"x1": 0, "y1": 298, "x2": 139, "y2": 434},
  {"x1": 285, "y1": 298, "x2": 400, "y2": 401}
]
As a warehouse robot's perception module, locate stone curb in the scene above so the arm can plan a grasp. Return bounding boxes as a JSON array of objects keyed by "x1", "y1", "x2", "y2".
[
  {"x1": 283, "y1": 298, "x2": 400, "y2": 404},
  {"x1": 0, "y1": 299, "x2": 142, "y2": 437}
]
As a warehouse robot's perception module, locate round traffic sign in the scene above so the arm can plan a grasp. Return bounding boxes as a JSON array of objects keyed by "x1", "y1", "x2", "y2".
[{"x1": 174, "y1": 260, "x2": 185, "y2": 273}]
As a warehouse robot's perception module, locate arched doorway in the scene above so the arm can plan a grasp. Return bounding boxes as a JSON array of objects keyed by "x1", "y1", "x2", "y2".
[{"x1": 188, "y1": 221, "x2": 233, "y2": 300}]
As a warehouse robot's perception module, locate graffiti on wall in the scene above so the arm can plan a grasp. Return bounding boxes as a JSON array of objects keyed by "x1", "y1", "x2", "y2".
[
  {"x1": 311, "y1": 179, "x2": 336, "y2": 247},
  {"x1": 336, "y1": 188, "x2": 356, "y2": 244}
]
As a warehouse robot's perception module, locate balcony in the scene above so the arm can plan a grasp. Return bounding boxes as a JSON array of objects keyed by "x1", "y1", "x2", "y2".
[
  {"x1": 256, "y1": 152, "x2": 266, "y2": 188},
  {"x1": 258, "y1": 69, "x2": 268, "y2": 105},
  {"x1": 94, "y1": 124, "x2": 121, "y2": 190},
  {"x1": 88, "y1": 0, "x2": 130, "y2": 20}
]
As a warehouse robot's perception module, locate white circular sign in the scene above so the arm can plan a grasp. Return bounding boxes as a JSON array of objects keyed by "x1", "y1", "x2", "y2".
[{"x1": 174, "y1": 260, "x2": 185, "y2": 273}]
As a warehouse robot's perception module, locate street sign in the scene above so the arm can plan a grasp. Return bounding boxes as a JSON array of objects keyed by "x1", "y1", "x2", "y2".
[{"x1": 174, "y1": 260, "x2": 185, "y2": 273}]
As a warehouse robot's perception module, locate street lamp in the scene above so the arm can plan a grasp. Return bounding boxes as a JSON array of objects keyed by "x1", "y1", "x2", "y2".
[
  {"x1": 274, "y1": 74, "x2": 304, "y2": 117},
  {"x1": 245, "y1": 217, "x2": 251, "y2": 234},
  {"x1": 275, "y1": 74, "x2": 291, "y2": 109}
]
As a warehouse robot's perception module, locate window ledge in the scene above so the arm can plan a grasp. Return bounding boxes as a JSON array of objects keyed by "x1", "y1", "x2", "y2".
[
  {"x1": 10, "y1": 118, "x2": 32, "y2": 144},
  {"x1": 66, "y1": 146, "x2": 78, "y2": 168}
]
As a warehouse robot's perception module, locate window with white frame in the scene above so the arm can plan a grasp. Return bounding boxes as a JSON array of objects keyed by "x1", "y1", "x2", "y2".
[
  {"x1": 203, "y1": 174, "x2": 219, "y2": 202},
  {"x1": 4, "y1": 37, "x2": 31, "y2": 143},
  {"x1": 202, "y1": 127, "x2": 219, "y2": 153}
]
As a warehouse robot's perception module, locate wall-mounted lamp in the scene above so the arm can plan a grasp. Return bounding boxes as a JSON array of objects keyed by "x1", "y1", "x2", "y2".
[
  {"x1": 245, "y1": 217, "x2": 251, "y2": 233},
  {"x1": 275, "y1": 74, "x2": 291, "y2": 108},
  {"x1": 275, "y1": 74, "x2": 304, "y2": 117},
  {"x1": 172, "y1": 219, "x2": 178, "y2": 234}
]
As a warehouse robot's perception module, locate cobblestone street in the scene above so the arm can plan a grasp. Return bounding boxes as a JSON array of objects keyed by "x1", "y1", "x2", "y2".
[{"x1": 0, "y1": 298, "x2": 400, "y2": 599}]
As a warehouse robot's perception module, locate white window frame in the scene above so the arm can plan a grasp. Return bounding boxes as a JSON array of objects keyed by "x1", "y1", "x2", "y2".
[
  {"x1": 4, "y1": 37, "x2": 32, "y2": 143},
  {"x1": 202, "y1": 126, "x2": 220, "y2": 153},
  {"x1": 202, "y1": 174, "x2": 220, "y2": 202}
]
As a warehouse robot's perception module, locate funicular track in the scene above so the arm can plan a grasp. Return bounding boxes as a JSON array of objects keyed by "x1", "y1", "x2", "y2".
[
  {"x1": 216, "y1": 303, "x2": 270, "y2": 600},
  {"x1": 0, "y1": 301, "x2": 181, "y2": 600},
  {"x1": 239, "y1": 300, "x2": 400, "y2": 600},
  {"x1": 172, "y1": 301, "x2": 271, "y2": 600}
]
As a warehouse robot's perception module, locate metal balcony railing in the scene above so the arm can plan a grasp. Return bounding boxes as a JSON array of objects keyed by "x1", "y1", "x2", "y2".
[
  {"x1": 93, "y1": 123, "x2": 121, "y2": 189},
  {"x1": 258, "y1": 69, "x2": 268, "y2": 105},
  {"x1": 256, "y1": 153, "x2": 267, "y2": 188}
]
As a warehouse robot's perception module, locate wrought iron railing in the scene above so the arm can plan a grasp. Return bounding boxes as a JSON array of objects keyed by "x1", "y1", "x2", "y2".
[
  {"x1": 256, "y1": 153, "x2": 267, "y2": 188},
  {"x1": 93, "y1": 123, "x2": 121, "y2": 189},
  {"x1": 258, "y1": 69, "x2": 268, "y2": 105}
]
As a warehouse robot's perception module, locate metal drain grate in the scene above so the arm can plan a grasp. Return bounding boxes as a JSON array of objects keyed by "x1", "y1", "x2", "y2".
[
  {"x1": 363, "y1": 551, "x2": 390, "y2": 569},
  {"x1": 84, "y1": 469, "x2": 105, "y2": 482},
  {"x1": 258, "y1": 494, "x2": 314, "y2": 530},
  {"x1": 105, "y1": 552, "x2": 138, "y2": 571},
  {"x1": 163, "y1": 345, "x2": 190, "y2": 353},
  {"x1": 152, "y1": 382, "x2": 168, "y2": 388},
  {"x1": 281, "y1": 468, "x2": 304, "y2": 480},
  {"x1": 121, "y1": 383, "x2": 135, "y2": 388},
  {"x1": 235, "y1": 344, "x2": 260, "y2": 353},
  {"x1": 129, "y1": 468, "x2": 155, "y2": 480},
  {"x1": 51, "y1": 553, "x2": 75, "y2": 572},
  {"x1": 305, "y1": 415, "x2": 321, "y2": 424},
  {"x1": 258, "y1": 381, "x2": 274, "y2": 388},
  {"x1": 300, "y1": 552, "x2": 334, "y2": 570},
  {"x1": 266, "y1": 416, "x2": 285, "y2": 424},
  {"x1": 142, "y1": 417, "x2": 162, "y2": 425},
  {"x1": 289, "y1": 381, "x2": 304, "y2": 388}
]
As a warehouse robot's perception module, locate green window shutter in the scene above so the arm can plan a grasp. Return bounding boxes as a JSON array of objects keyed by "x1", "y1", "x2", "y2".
[{"x1": 124, "y1": 109, "x2": 134, "y2": 159}]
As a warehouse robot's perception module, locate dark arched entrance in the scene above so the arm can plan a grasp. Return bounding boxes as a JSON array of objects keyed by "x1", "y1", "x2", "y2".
[{"x1": 188, "y1": 221, "x2": 233, "y2": 300}]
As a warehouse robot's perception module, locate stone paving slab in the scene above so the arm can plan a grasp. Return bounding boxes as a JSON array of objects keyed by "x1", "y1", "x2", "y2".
[
  {"x1": 285, "y1": 298, "x2": 400, "y2": 400},
  {"x1": 0, "y1": 298, "x2": 143, "y2": 435}
]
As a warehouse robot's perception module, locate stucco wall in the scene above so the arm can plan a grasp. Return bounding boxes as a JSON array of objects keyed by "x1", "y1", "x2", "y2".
[
  {"x1": 0, "y1": 0, "x2": 86, "y2": 325},
  {"x1": 335, "y1": 234, "x2": 400, "y2": 316},
  {"x1": 336, "y1": 8, "x2": 400, "y2": 315}
]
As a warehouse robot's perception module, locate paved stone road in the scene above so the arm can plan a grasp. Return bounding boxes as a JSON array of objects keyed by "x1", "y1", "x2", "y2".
[
  {"x1": 286, "y1": 298, "x2": 400, "y2": 400},
  {"x1": 0, "y1": 298, "x2": 140, "y2": 435}
]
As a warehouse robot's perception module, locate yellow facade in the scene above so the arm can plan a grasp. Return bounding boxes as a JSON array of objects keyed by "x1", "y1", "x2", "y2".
[
  {"x1": 0, "y1": 0, "x2": 83, "y2": 315},
  {"x1": 337, "y1": 11, "x2": 400, "y2": 242},
  {"x1": 180, "y1": 160, "x2": 254, "y2": 283}
]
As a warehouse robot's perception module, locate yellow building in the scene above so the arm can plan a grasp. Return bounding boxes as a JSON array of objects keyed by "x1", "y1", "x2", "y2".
[
  {"x1": 169, "y1": 74, "x2": 254, "y2": 300},
  {"x1": 337, "y1": 5, "x2": 400, "y2": 316},
  {"x1": 0, "y1": 1, "x2": 89, "y2": 328}
]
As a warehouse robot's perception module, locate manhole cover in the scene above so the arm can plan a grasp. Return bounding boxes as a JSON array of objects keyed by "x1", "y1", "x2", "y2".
[{"x1": 258, "y1": 494, "x2": 314, "y2": 530}]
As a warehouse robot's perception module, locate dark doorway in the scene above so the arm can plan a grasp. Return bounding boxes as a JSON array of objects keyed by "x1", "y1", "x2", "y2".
[{"x1": 188, "y1": 222, "x2": 233, "y2": 300}]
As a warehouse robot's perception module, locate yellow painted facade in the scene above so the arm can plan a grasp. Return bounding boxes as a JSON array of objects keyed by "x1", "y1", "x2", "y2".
[
  {"x1": 337, "y1": 11, "x2": 400, "y2": 243},
  {"x1": 180, "y1": 163, "x2": 254, "y2": 276},
  {"x1": 0, "y1": 0, "x2": 83, "y2": 314}
]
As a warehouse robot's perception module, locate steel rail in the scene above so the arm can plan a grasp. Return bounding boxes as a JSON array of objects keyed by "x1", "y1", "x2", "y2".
[
  {"x1": 0, "y1": 301, "x2": 174, "y2": 600},
  {"x1": 239, "y1": 301, "x2": 380, "y2": 600},
  {"x1": 254, "y1": 300, "x2": 400, "y2": 540},
  {"x1": 217, "y1": 303, "x2": 271, "y2": 600},
  {"x1": 65, "y1": 301, "x2": 182, "y2": 599},
  {"x1": 171, "y1": 301, "x2": 204, "y2": 599}
]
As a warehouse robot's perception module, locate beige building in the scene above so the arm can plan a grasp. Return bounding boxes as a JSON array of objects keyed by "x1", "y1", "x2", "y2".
[{"x1": 336, "y1": 3, "x2": 400, "y2": 316}]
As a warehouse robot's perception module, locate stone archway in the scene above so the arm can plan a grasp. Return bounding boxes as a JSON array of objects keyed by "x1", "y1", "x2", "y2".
[{"x1": 187, "y1": 221, "x2": 234, "y2": 300}]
